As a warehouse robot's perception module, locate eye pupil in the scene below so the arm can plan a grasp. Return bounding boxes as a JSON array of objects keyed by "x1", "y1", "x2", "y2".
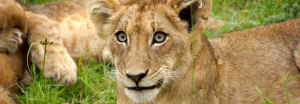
[
  {"x1": 116, "y1": 31, "x2": 127, "y2": 42},
  {"x1": 157, "y1": 35, "x2": 161, "y2": 39},
  {"x1": 153, "y1": 32, "x2": 167, "y2": 43}
]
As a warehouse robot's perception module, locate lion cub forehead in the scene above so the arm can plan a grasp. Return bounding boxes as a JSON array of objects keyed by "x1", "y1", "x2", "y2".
[
  {"x1": 117, "y1": 5, "x2": 178, "y2": 34},
  {"x1": 126, "y1": 0, "x2": 169, "y2": 7}
]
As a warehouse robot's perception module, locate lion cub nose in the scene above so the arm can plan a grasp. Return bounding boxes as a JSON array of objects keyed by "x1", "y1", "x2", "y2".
[{"x1": 126, "y1": 70, "x2": 148, "y2": 83}]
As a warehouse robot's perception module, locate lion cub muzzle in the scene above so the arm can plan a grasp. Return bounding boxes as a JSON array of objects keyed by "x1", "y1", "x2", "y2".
[
  {"x1": 126, "y1": 69, "x2": 148, "y2": 84},
  {"x1": 125, "y1": 69, "x2": 163, "y2": 91}
]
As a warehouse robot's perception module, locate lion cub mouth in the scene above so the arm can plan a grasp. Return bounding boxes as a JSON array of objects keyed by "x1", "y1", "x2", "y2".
[{"x1": 127, "y1": 80, "x2": 163, "y2": 91}]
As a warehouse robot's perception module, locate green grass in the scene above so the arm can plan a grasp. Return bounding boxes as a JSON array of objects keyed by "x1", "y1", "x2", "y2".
[
  {"x1": 16, "y1": 59, "x2": 116, "y2": 103},
  {"x1": 15, "y1": 40, "x2": 117, "y2": 103},
  {"x1": 205, "y1": 0, "x2": 300, "y2": 38},
  {"x1": 15, "y1": 0, "x2": 300, "y2": 103},
  {"x1": 18, "y1": 0, "x2": 58, "y2": 5}
]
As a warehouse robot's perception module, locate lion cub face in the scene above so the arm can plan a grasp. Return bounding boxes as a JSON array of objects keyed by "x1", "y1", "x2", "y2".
[
  {"x1": 89, "y1": 0, "x2": 209, "y2": 102},
  {"x1": 110, "y1": 2, "x2": 194, "y2": 103}
]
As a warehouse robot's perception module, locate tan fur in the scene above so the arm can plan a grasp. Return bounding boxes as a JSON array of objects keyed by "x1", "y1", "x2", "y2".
[
  {"x1": 0, "y1": 28, "x2": 24, "y2": 54},
  {"x1": 209, "y1": 18, "x2": 300, "y2": 103},
  {"x1": 17, "y1": 0, "x2": 224, "y2": 64},
  {"x1": 46, "y1": 0, "x2": 221, "y2": 62},
  {"x1": 88, "y1": 0, "x2": 300, "y2": 103},
  {"x1": 0, "y1": 0, "x2": 227, "y2": 87},
  {"x1": 0, "y1": 0, "x2": 78, "y2": 88},
  {"x1": 0, "y1": 50, "x2": 27, "y2": 104},
  {"x1": 26, "y1": 11, "x2": 77, "y2": 85},
  {"x1": 18, "y1": 1, "x2": 80, "y2": 85},
  {"x1": 30, "y1": 1, "x2": 86, "y2": 23},
  {"x1": 0, "y1": 0, "x2": 27, "y2": 35},
  {"x1": 0, "y1": 0, "x2": 30, "y2": 103},
  {"x1": 0, "y1": 86, "x2": 16, "y2": 104},
  {"x1": 27, "y1": 0, "x2": 112, "y2": 62}
]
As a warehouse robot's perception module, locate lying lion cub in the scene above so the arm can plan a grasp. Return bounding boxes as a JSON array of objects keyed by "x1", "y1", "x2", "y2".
[
  {"x1": 88, "y1": 0, "x2": 300, "y2": 103},
  {"x1": 0, "y1": 0, "x2": 30, "y2": 103}
]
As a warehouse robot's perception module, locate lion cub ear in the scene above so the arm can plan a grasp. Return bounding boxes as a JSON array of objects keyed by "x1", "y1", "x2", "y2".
[
  {"x1": 88, "y1": 0, "x2": 122, "y2": 40},
  {"x1": 168, "y1": 0, "x2": 212, "y2": 33}
]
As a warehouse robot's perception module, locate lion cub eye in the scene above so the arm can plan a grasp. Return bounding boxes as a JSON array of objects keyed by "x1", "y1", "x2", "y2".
[
  {"x1": 153, "y1": 32, "x2": 167, "y2": 43},
  {"x1": 116, "y1": 31, "x2": 127, "y2": 42}
]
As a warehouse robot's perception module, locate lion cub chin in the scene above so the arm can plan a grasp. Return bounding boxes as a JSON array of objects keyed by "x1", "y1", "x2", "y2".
[{"x1": 125, "y1": 89, "x2": 159, "y2": 102}]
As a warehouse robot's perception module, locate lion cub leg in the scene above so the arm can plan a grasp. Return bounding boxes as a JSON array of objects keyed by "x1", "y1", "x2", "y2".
[
  {"x1": 26, "y1": 12, "x2": 77, "y2": 85},
  {"x1": 0, "y1": 28, "x2": 23, "y2": 54},
  {"x1": 0, "y1": 86, "x2": 16, "y2": 104}
]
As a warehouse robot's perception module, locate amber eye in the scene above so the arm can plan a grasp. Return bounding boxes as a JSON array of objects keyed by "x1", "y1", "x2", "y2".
[
  {"x1": 153, "y1": 32, "x2": 167, "y2": 43},
  {"x1": 116, "y1": 31, "x2": 127, "y2": 42}
]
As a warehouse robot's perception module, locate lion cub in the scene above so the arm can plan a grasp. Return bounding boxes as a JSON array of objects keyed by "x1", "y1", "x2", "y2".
[
  {"x1": 1, "y1": 0, "x2": 78, "y2": 86},
  {"x1": 89, "y1": 0, "x2": 300, "y2": 103},
  {"x1": 0, "y1": 28, "x2": 29, "y2": 104},
  {"x1": 0, "y1": 0, "x2": 30, "y2": 103}
]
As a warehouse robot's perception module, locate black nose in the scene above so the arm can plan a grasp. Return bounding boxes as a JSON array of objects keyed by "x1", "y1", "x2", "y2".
[{"x1": 126, "y1": 70, "x2": 148, "y2": 83}]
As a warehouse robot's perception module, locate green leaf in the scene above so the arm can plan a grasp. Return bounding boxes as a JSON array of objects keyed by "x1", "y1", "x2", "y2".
[
  {"x1": 258, "y1": 15, "x2": 265, "y2": 24},
  {"x1": 263, "y1": 97, "x2": 273, "y2": 104}
]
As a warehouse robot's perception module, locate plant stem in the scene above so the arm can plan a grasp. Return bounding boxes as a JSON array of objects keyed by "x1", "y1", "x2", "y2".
[
  {"x1": 41, "y1": 43, "x2": 47, "y2": 82},
  {"x1": 284, "y1": 80, "x2": 290, "y2": 104},
  {"x1": 190, "y1": 1, "x2": 195, "y2": 104}
]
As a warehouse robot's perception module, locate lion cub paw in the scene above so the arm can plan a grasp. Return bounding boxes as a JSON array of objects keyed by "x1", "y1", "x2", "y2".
[
  {"x1": 42, "y1": 50, "x2": 77, "y2": 85},
  {"x1": 26, "y1": 12, "x2": 77, "y2": 85},
  {"x1": 43, "y1": 60, "x2": 77, "y2": 85},
  {"x1": 32, "y1": 45, "x2": 77, "y2": 86},
  {"x1": 0, "y1": 28, "x2": 23, "y2": 54}
]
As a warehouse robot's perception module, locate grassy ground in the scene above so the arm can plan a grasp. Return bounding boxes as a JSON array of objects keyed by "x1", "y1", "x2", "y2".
[
  {"x1": 206, "y1": 0, "x2": 300, "y2": 38},
  {"x1": 15, "y1": 0, "x2": 300, "y2": 104}
]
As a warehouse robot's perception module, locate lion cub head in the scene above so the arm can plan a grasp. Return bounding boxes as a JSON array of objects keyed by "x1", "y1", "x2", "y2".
[{"x1": 89, "y1": 0, "x2": 211, "y2": 102}]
